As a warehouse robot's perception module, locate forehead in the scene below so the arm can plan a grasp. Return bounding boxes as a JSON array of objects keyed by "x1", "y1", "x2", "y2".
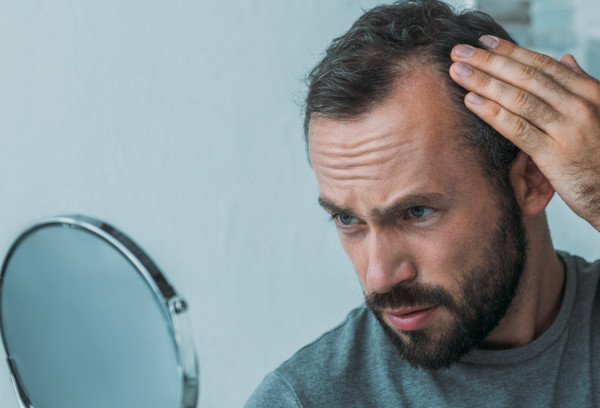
[{"x1": 308, "y1": 70, "x2": 483, "y2": 209}]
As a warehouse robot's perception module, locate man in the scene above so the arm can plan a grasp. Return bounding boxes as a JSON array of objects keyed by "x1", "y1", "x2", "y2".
[{"x1": 246, "y1": 0, "x2": 600, "y2": 406}]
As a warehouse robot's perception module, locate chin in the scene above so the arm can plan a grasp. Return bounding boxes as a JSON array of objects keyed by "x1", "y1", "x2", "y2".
[{"x1": 374, "y1": 308, "x2": 483, "y2": 370}]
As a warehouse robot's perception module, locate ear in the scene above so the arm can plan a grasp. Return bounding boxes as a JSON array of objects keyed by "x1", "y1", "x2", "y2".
[{"x1": 509, "y1": 151, "x2": 555, "y2": 216}]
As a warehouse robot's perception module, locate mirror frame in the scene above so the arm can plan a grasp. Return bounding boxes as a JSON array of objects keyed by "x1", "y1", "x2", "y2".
[{"x1": 0, "y1": 215, "x2": 199, "y2": 408}]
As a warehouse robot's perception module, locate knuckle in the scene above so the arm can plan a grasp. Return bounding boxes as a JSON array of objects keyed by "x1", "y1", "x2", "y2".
[
  {"x1": 511, "y1": 117, "x2": 530, "y2": 138},
  {"x1": 554, "y1": 137, "x2": 573, "y2": 155},
  {"x1": 480, "y1": 50, "x2": 495, "y2": 66},
  {"x1": 503, "y1": 42, "x2": 518, "y2": 58},
  {"x1": 478, "y1": 74, "x2": 495, "y2": 94},
  {"x1": 551, "y1": 69, "x2": 572, "y2": 89},
  {"x1": 479, "y1": 72, "x2": 493, "y2": 88},
  {"x1": 520, "y1": 64, "x2": 539, "y2": 82},
  {"x1": 485, "y1": 102, "x2": 503, "y2": 121},
  {"x1": 586, "y1": 79, "x2": 600, "y2": 103},
  {"x1": 543, "y1": 106, "x2": 561, "y2": 123},
  {"x1": 513, "y1": 89, "x2": 531, "y2": 109},
  {"x1": 532, "y1": 99, "x2": 560, "y2": 123},
  {"x1": 531, "y1": 52, "x2": 554, "y2": 69},
  {"x1": 554, "y1": 136, "x2": 583, "y2": 162},
  {"x1": 511, "y1": 89, "x2": 560, "y2": 124},
  {"x1": 510, "y1": 119, "x2": 542, "y2": 150},
  {"x1": 575, "y1": 99, "x2": 599, "y2": 123},
  {"x1": 490, "y1": 103, "x2": 502, "y2": 118},
  {"x1": 539, "y1": 73, "x2": 560, "y2": 92}
]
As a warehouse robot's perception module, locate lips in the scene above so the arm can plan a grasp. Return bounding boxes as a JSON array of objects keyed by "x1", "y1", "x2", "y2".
[{"x1": 384, "y1": 305, "x2": 440, "y2": 331}]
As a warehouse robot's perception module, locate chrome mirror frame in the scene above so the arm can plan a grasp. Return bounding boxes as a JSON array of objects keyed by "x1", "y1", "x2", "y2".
[{"x1": 0, "y1": 215, "x2": 199, "y2": 408}]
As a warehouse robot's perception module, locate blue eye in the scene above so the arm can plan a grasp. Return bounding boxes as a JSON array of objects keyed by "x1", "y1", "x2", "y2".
[
  {"x1": 408, "y1": 206, "x2": 433, "y2": 219},
  {"x1": 336, "y1": 214, "x2": 358, "y2": 226}
]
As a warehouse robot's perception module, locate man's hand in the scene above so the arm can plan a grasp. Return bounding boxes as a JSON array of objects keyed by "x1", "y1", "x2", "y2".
[{"x1": 449, "y1": 35, "x2": 600, "y2": 231}]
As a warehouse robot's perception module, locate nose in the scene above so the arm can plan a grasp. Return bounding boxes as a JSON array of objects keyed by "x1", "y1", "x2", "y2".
[{"x1": 365, "y1": 229, "x2": 417, "y2": 294}]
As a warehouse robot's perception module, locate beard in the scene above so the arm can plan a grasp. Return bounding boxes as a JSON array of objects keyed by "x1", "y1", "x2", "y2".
[{"x1": 366, "y1": 192, "x2": 528, "y2": 370}]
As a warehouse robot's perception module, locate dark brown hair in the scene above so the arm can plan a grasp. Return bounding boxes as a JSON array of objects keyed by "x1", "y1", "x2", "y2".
[{"x1": 304, "y1": 0, "x2": 520, "y2": 189}]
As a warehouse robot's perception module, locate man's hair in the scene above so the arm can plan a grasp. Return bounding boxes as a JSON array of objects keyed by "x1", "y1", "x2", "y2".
[{"x1": 304, "y1": 0, "x2": 520, "y2": 190}]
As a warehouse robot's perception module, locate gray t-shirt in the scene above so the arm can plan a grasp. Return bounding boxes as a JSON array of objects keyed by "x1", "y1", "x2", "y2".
[{"x1": 245, "y1": 252, "x2": 600, "y2": 407}]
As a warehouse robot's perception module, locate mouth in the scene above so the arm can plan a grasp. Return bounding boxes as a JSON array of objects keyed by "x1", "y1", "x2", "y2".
[{"x1": 384, "y1": 305, "x2": 440, "y2": 331}]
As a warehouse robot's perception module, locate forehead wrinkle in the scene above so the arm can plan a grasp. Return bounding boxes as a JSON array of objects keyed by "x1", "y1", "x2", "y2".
[
  {"x1": 313, "y1": 145, "x2": 411, "y2": 170},
  {"x1": 313, "y1": 148, "x2": 409, "y2": 171},
  {"x1": 318, "y1": 170, "x2": 384, "y2": 182},
  {"x1": 317, "y1": 131, "x2": 413, "y2": 156},
  {"x1": 311, "y1": 136, "x2": 418, "y2": 181},
  {"x1": 308, "y1": 110, "x2": 418, "y2": 155}
]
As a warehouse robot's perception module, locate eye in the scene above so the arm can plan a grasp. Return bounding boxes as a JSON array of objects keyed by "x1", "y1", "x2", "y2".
[
  {"x1": 407, "y1": 206, "x2": 434, "y2": 219},
  {"x1": 335, "y1": 213, "x2": 358, "y2": 226}
]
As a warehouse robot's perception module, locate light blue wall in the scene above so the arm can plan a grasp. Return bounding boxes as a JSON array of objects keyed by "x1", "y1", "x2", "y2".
[{"x1": 0, "y1": 1, "x2": 598, "y2": 407}]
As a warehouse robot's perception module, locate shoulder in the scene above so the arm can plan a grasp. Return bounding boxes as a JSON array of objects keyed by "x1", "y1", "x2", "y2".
[
  {"x1": 558, "y1": 251, "x2": 600, "y2": 326},
  {"x1": 277, "y1": 304, "x2": 380, "y2": 379},
  {"x1": 246, "y1": 305, "x2": 400, "y2": 407},
  {"x1": 560, "y1": 251, "x2": 600, "y2": 295},
  {"x1": 244, "y1": 371, "x2": 302, "y2": 408}
]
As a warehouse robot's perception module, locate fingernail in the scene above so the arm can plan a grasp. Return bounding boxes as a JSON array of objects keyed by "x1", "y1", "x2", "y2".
[
  {"x1": 454, "y1": 62, "x2": 473, "y2": 77},
  {"x1": 479, "y1": 35, "x2": 499, "y2": 49},
  {"x1": 467, "y1": 92, "x2": 484, "y2": 105},
  {"x1": 455, "y1": 44, "x2": 475, "y2": 58}
]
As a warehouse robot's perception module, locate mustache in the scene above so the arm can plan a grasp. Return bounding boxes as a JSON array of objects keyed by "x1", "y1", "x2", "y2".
[{"x1": 365, "y1": 282, "x2": 456, "y2": 312}]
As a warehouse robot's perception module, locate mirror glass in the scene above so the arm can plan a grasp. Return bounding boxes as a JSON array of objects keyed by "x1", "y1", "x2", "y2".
[{"x1": 0, "y1": 215, "x2": 198, "y2": 408}]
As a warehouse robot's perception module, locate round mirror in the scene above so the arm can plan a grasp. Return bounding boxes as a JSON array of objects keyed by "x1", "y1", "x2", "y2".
[{"x1": 0, "y1": 215, "x2": 198, "y2": 408}]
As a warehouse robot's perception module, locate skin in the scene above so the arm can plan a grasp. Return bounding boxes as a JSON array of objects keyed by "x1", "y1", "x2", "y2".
[
  {"x1": 308, "y1": 68, "x2": 565, "y2": 349},
  {"x1": 450, "y1": 36, "x2": 600, "y2": 232}
]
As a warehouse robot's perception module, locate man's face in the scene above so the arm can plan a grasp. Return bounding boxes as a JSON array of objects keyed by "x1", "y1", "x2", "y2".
[{"x1": 308, "y1": 71, "x2": 527, "y2": 369}]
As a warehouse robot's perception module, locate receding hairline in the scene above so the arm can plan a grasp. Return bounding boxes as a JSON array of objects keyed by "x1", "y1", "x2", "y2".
[
  {"x1": 306, "y1": 55, "x2": 471, "y2": 154},
  {"x1": 305, "y1": 50, "x2": 440, "y2": 132}
]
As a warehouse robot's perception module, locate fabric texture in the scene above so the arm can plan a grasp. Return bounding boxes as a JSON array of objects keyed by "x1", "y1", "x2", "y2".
[{"x1": 245, "y1": 252, "x2": 600, "y2": 407}]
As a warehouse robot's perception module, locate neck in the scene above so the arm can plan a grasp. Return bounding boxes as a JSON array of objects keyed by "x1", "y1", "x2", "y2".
[{"x1": 480, "y1": 213, "x2": 565, "y2": 349}]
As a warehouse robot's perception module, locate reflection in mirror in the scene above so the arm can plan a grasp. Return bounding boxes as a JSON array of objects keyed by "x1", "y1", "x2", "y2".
[{"x1": 0, "y1": 215, "x2": 198, "y2": 408}]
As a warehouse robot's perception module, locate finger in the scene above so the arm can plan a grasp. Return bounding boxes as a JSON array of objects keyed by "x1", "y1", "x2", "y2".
[
  {"x1": 560, "y1": 54, "x2": 585, "y2": 75},
  {"x1": 451, "y1": 44, "x2": 576, "y2": 114},
  {"x1": 450, "y1": 61, "x2": 563, "y2": 136},
  {"x1": 463, "y1": 92, "x2": 551, "y2": 156},
  {"x1": 473, "y1": 36, "x2": 598, "y2": 101}
]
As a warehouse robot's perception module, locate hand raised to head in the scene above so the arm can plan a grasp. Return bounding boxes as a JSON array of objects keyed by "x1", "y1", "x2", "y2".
[{"x1": 449, "y1": 36, "x2": 600, "y2": 231}]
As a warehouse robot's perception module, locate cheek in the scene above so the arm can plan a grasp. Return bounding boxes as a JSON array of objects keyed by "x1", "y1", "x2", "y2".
[
  {"x1": 419, "y1": 217, "x2": 495, "y2": 287},
  {"x1": 412, "y1": 236, "x2": 462, "y2": 288}
]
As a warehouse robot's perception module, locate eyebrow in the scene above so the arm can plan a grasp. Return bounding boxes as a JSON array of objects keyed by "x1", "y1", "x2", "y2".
[
  {"x1": 318, "y1": 193, "x2": 446, "y2": 219},
  {"x1": 318, "y1": 196, "x2": 359, "y2": 218}
]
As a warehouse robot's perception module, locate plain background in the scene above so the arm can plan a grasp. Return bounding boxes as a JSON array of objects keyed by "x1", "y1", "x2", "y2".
[{"x1": 0, "y1": 1, "x2": 599, "y2": 407}]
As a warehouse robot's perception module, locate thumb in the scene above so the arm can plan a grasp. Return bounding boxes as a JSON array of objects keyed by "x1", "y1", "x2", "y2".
[{"x1": 560, "y1": 54, "x2": 586, "y2": 74}]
